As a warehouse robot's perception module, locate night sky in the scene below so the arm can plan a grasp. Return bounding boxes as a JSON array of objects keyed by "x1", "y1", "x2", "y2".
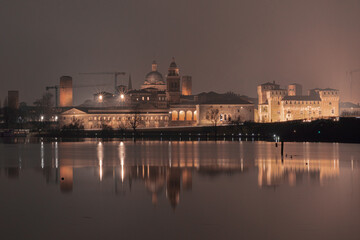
[{"x1": 1, "y1": 0, "x2": 360, "y2": 105}]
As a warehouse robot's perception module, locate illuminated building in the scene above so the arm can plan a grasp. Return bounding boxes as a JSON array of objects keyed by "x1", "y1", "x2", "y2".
[
  {"x1": 59, "y1": 58, "x2": 254, "y2": 129},
  {"x1": 59, "y1": 76, "x2": 73, "y2": 107},
  {"x1": 257, "y1": 82, "x2": 340, "y2": 122}
]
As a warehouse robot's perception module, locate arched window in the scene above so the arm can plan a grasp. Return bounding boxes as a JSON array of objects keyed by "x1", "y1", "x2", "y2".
[
  {"x1": 172, "y1": 111, "x2": 178, "y2": 121},
  {"x1": 179, "y1": 111, "x2": 185, "y2": 121},
  {"x1": 193, "y1": 111, "x2": 197, "y2": 121},
  {"x1": 186, "y1": 111, "x2": 192, "y2": 121}
]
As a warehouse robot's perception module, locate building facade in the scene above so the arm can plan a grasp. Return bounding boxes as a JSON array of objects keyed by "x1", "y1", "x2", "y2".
[
  {"x1": 257, "y1": 82, "x2": 340, "y2": 122},
  {"x1": 59, "y1": 58, "x2": 254, "y2": 129}
]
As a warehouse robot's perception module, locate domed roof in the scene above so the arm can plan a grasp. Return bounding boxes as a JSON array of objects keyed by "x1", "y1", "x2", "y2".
[{"x1": 144, "y1": 71, "x2": 165, "y2": 85}]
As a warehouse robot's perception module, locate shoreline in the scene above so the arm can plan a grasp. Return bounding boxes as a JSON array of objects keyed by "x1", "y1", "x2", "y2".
[{"x1": 1, "y1": 117, "x2": 359, "y2": 143}]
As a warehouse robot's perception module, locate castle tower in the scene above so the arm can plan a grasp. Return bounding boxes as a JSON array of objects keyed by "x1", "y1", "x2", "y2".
[
  {"x1": 166, "y1": 57, "x2": 181, "y2": 104},
  {"x1": 7, "y1": 90, "x2": 19, "y2": 109},
  {"x1": 287, "y1": 84, "x2": 302, "y2": 96},
  {"x1": 59, "y1": 76, "x2": 73, "y2": 107},
  {"x1": 181, "y1": 76, "x2": 192, "y2": 96}
]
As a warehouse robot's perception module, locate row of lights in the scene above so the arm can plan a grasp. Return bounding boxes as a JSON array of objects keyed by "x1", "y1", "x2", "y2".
[{"x1": 97, "y1": 94, "x2": 125, "y2": 102}]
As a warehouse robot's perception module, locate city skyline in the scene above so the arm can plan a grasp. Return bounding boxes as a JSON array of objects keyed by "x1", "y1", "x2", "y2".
[{"x1": 1, "y1": 0, "x2": 360, "y2": 105}]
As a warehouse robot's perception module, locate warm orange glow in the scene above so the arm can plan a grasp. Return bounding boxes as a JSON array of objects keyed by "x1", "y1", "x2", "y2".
[
  {"x1": 179, "y1": 111, "x2": 185, "y2": 121},
  {"x1": 172, "y1": 111, "x2": 178, "y2": 121},
  {"x1": 186, "y1": 110, "x2": 192, "y2": 120}
]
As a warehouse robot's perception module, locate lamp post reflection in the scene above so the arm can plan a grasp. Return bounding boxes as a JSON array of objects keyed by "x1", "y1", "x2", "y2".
[{"x1": 97, "y1": 141, "x2": 103, "y2": 181}]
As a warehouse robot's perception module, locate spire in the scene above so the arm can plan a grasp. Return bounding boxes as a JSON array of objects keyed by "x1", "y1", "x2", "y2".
[
  {"x1": 128, "y1": 74, "x2": 132, "y2": 90},
  {"x1": 169, "y1": 57, "x2": 177, "y2": 68},
  {"x1": 152, "y1": 60, "x2": 157, "y2": 71}
]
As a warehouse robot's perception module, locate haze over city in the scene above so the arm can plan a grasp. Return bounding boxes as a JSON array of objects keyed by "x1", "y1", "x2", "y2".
[{"x1": 1, "y1": 0, "x2": 360, "y2": 105}]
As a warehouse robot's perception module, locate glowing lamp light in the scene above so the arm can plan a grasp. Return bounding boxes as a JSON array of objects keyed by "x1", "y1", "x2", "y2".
[
  {"x1": 120, "y1": 94, "x2": 124, "y2": 100},
  {"x1": 40, "y1": 115, "x2": 44, "y2": 121},
  {"x1": 98, "y1": 95, "x2": 103, "y2": 101}
]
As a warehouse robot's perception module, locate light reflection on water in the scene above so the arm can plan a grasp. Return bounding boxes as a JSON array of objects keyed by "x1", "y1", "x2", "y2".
[{"x1": 0, "y1": 140, "x2": 360, "y2": 240}]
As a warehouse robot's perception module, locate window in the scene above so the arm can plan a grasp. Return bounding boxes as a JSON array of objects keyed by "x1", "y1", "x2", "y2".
[
  {"x1": 179, "y1": 111, "x2": 185, "y2": 121},
  {"x1": 142, "y1": 96, "x2": 144, "y2": 101},
  {"x1": 186, "y1": 111, "x2": 192, "y2": 121},
  {"x1": 147, "y1": 97, "x2": 149, "y2": 101},
  {"x1": 172, "y1": 111, "x2": 178, "y2": 121}
]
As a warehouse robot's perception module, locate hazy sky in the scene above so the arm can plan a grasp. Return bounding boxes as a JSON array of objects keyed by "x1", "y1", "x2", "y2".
[{"x1": 1, "y1": 0, "x2": 360, "y2": 105}]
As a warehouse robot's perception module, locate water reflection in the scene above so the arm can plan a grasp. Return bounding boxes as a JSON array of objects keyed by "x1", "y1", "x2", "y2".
[
  {"x1": 0, "y1": 141, "x2": 357, "y2": 209},
  {"x1": 256, "y1": 158, "x2": 340, "y2": 187}
]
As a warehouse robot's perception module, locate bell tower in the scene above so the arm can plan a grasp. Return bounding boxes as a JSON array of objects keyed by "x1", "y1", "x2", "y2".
[{"x1": 166, "y1": 57, "x2": 181, "y2": 104}]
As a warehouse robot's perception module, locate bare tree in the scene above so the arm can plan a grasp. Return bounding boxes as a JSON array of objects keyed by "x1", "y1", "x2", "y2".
[
  {"x1": 128, "y1": 105, "x2": 143, "y2": 139},
  {"x1": 33, "y1": 92, "x2": 54, "y2": 121},
  {"x1": 206, "y1": 108, "x2": 220, "y2": 138}
]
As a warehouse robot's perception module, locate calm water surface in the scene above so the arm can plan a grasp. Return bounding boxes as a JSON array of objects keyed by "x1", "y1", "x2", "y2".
[{"x1": 0, "y1": 140, "x2": 360, "y2": 240}]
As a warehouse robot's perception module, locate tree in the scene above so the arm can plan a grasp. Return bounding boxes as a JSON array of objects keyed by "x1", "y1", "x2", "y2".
[
  {"x1": 127, "y1": 105, "x2": 143, "y2": 139},
  {"x1": 128, "y1": 113, "x2": 143, "y2": 134},
  {"x1": 33, "y1": 92, "x2": 54, "y2": 121},
  {"x1": 62, "y1": 118, "x2": 84, "y2": 131},
  {"x1": 206, "y1": 108, "x2": 220, "y2": 138}
]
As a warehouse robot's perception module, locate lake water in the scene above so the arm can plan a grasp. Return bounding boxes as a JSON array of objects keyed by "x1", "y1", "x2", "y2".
[{"x1": 0, "y1": 140, "x2": 360, "y2": 240}]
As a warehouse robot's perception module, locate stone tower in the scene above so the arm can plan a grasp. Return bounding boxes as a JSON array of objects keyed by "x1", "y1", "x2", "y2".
[
  {"x1": 181, "y1": 76, "x2": 192, "y2": 96},
  {"x1": 59, "y1": 76, "x2": 73, "y2": 107},
  {"x1": 287, "y1": 83, "x2": 302, "y2": 96},
  {"x1": 166, "y1": 57, "x2": 181, "y2": 104},
  {"x1": 7, "y1": 90, "x2": 19, "y2": 109}
]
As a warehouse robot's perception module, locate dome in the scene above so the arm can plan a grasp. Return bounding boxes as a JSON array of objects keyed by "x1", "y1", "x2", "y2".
[{"x1": 144, "y1": 71, "x2": 165, "y2": 85}]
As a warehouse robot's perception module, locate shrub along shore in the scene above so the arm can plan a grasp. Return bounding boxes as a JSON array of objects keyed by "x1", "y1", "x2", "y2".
[{"x1": 26, "y1": 117, "x2": 360, "y2": 143}]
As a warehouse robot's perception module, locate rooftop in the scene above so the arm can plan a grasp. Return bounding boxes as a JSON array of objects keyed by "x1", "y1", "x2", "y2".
[{"x1": 282, "y1": 95, "x2": 321, "y2": 101}]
